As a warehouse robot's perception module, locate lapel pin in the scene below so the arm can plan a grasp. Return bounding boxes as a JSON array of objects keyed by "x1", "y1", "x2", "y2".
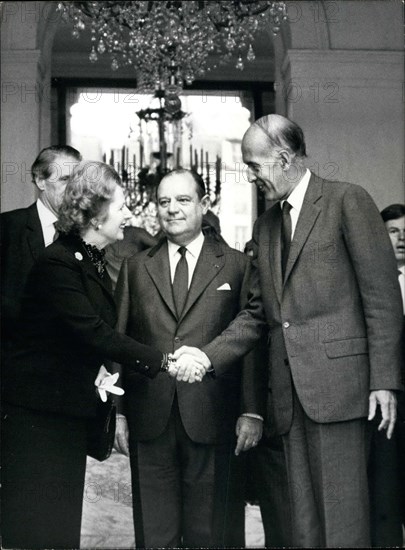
[{"x1": 75, "y1": 252, "x2": 83, "y2": 261}]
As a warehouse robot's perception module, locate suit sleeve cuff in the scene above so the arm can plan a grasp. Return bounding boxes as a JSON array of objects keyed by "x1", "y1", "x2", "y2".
[{"x1": 241, "y1": 413, "x2": 264, "y2": 421}]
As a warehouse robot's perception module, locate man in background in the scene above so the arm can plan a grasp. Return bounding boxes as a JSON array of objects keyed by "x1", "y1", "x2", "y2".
[
  {"x1": 381, "y1": 204, "x2": 405, "y2": 313},
  {"x1": 105, "y1": 226, "x2": 158, "y2": 290},
  {"x1": 368, "y1": 203, "x2": 405, "y2": 546},
  {"x1": 1, "y1": 145, "x2": 82, "y2": 352}
]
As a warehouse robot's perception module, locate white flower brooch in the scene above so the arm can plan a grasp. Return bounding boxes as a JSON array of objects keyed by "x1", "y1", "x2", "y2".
[{"x1": 75, "y1": 252, "x2": 83, "y2": 261}]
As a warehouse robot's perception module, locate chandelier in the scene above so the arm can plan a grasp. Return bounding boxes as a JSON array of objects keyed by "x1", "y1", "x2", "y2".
[{"x1": 58, "y1": 1, "x2": 287, "y2": 91}]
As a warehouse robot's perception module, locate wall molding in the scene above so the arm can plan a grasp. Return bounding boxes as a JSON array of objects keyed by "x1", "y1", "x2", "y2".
[{"x1": 281, "y1": 49, "x2": 404, "y2": 88}]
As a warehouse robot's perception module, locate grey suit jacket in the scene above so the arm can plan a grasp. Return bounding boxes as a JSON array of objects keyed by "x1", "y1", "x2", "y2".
[
  {"x1": 114, "y1": 234, "x2": 263, "y2": 444},
  {"x1": 204, "y1": 175, "x2": 403, "y2": 435}
]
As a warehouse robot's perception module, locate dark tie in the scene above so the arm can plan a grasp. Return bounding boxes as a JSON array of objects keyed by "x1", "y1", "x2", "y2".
[
  {"x1": 281, "y1": 201, "x2": 292, "y2": 279},
  {"x1": 53, "y1": 222, "x2": 59, "y2": 242},
  {"x1": 172, "y1": 246, "x2": 189, "y2": 317}
]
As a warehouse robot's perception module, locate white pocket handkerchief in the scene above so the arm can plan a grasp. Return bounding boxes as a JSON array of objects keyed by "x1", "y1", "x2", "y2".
[{"x1": 217, "y1": 283, "x2": 231, "y2": 291}]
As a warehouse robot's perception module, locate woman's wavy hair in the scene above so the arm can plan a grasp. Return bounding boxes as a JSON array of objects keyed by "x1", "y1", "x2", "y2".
[{"x1": 57, "y1": 161, "x2": 121, "y2": 235}]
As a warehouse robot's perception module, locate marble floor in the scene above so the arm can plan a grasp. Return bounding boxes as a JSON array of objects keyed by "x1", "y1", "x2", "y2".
[{"x1": 81, "y1": 451, "x2": 265, "y2": 549}]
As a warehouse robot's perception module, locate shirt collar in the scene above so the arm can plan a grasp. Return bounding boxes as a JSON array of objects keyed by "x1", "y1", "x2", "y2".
[
  {"x1": 167, "y1": 231, "x2": 205, "y2": 259},
  {"x1": 37, "y1": 198, "x2": 58, "y2": 227},
  {"x1": 281, "y1": 168, "x2": 311, "y2": 212}
]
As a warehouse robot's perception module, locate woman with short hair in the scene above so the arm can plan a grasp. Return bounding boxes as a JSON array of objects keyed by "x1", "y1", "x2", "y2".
[{"x1": 1, "y1": 161, "x2": 171, "y2": 549}]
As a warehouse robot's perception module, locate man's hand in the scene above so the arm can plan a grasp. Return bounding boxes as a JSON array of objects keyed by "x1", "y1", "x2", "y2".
[
  {"x1": 235, "y1": 416, "x2": 263, "y2": 456},
  {"x1": 368, "y1": 390, "x2": 397, "y2": 439},
  {"x1": 172, "y1": 346, "x2": 212, "y2": 370},
  {"x1": 165, "y1": 354, "x2": 201, "y2": 383},
  {"x1": 171, "y1": 346, "x2": 212, "y2": 383},
  {"x1": 168, "y1": 354, "x2": 206, "y2": 383},
  {"x1": 167, "y1": 357, "x2": 179, "y2": 378},
  {"x1": 114, "y1": 414, "x2": 129, "y2": 456}
]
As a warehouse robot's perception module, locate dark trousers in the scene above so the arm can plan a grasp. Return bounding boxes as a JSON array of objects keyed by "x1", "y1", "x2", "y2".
[
  {"x1": 368, "y1": 411, "x2": 404, "y2": 547},
  {"x1": 282, "y1": 390, "x2": 371, "y2": 548},
  {"x1": 1, "y1": 405, "x2": 87, "y2": 549},
  {"x1": 399, "y1": 416, "x2": 405, "y2": 524},
  {"x1": 129, "y1": 397, "x2": 244, "y2": 548},
  {"x1": 248, "y1": 434, "x2": 292, "y2": 547}
]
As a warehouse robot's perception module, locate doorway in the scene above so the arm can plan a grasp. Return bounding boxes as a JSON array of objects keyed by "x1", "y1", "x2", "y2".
[{"x1": 52, "y1": 80, "x2": 274, "y2": 250}]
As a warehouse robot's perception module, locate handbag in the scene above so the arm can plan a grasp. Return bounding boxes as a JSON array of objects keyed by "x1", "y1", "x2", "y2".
[{"x1": 87, "y1": 397, "x2": 117, "y2": 462}]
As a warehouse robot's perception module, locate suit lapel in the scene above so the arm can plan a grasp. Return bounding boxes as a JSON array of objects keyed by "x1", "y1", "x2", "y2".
[
  {"x1": 145, "y1": 239, "x2": 177, "y2": 319},
  {"x1": 283, "y1": 174, "x2": 323, "y2": 285},
  {"x1": 179, "y1": 236, "x2": 225, "y2": 323},
  {"x1": 26, "y1": 203, "x2": 45, "y2": 261}
]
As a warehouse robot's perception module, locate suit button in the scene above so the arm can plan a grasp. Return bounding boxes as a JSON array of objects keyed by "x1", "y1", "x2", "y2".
[
  {"x1": 174, "y1": 337, "x2": 180, "y2": 343},
  {"x1": 284, "y1": 358, "x2": 289, "y2": 366},
  {"x1": 283, "y1": 322, "x2": 290, "y2": 329},
  {"x1": 144, "y1": 365, "x2": 150, "y2": 371}
]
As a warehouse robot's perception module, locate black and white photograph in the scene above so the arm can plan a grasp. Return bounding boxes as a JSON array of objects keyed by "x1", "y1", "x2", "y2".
[{"x1": 1, "y1": 1, "x2": 404, "y2": 548}]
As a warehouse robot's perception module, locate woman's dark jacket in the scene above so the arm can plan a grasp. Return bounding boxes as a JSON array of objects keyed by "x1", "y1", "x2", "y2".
[{"x1": 2, "y1": 233, "x2": 162, "y2": 418}]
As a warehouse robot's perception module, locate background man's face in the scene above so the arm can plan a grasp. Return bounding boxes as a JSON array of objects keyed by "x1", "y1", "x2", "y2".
[
  {"x1": 385, "y1": 216, "x2": 405, "y2": 265},
  {"x1": 157, "y1": 173, "x2": 209, "y2": 246},
  {"x1": 38, "y1": 154, "x2": 80, "y2": 215}
]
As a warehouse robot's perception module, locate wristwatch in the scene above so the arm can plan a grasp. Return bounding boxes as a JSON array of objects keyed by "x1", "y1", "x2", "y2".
[{"x1": 160, "y1": 353, "x2": 169, "y2": 372}]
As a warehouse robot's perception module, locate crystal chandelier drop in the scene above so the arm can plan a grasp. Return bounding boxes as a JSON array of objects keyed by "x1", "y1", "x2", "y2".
[{"x1": 58, "y1": 1, "x2": 287, "y2": 91}]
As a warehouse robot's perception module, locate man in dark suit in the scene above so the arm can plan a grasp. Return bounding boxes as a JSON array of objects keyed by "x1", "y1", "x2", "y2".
[
  {"x1": 104, "y1": 212, "x2": 226, "y2": 291},
  {"x1": 174, "y1": 115, "x2": 403, "y2": 547},
  {"x1": 367, "y1": 203, "x2": 405, "y2": 546},
  {"x1": 1, "y1": 145, "x2": 82, "y2": 350},
  {"x1": 114, "y1": 169, "x2": 263, "y2": 548}
]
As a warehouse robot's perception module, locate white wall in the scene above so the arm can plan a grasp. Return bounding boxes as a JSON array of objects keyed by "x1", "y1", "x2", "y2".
[
  {"x1": 285, "y1": 50, "x2": 404, "y2": 209},
  {"x1": 274, "y1": 1, "x2": 404, "y2": 209}
]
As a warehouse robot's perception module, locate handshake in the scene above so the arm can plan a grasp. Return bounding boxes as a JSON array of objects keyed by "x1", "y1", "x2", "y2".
[{"x1": 165, "y1": 346, "x2": 212, "y2": 383}]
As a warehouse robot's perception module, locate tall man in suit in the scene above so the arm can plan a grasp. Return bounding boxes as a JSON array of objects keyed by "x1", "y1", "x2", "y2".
[
  {"x1": 1, "y1": 145, "x2": 82, "y2": 351},
  {"x1": 174, "y1": 115, "x2": 403, "y2": 547},
  {"x1": 114, "y1": 169, "x2": 263, "y2": 548}
]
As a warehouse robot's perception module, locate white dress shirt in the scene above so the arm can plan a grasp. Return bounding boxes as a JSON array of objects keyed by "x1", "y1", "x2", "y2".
[
  {"x1": 398, "y1": 265, "x2": 405, "y2": 315},
  {"x1": 281, "y1": 168, "x2": 311, "y2": 239},
  {"x1": 168, "y1": 232, "x2": 263, "y2": 423},
  {"x1": 167, "y1": 232, "x2": 205, "y2": 288},
  {"x1": 37, "y1": 199, "x2": 58, "y2": 247}
]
